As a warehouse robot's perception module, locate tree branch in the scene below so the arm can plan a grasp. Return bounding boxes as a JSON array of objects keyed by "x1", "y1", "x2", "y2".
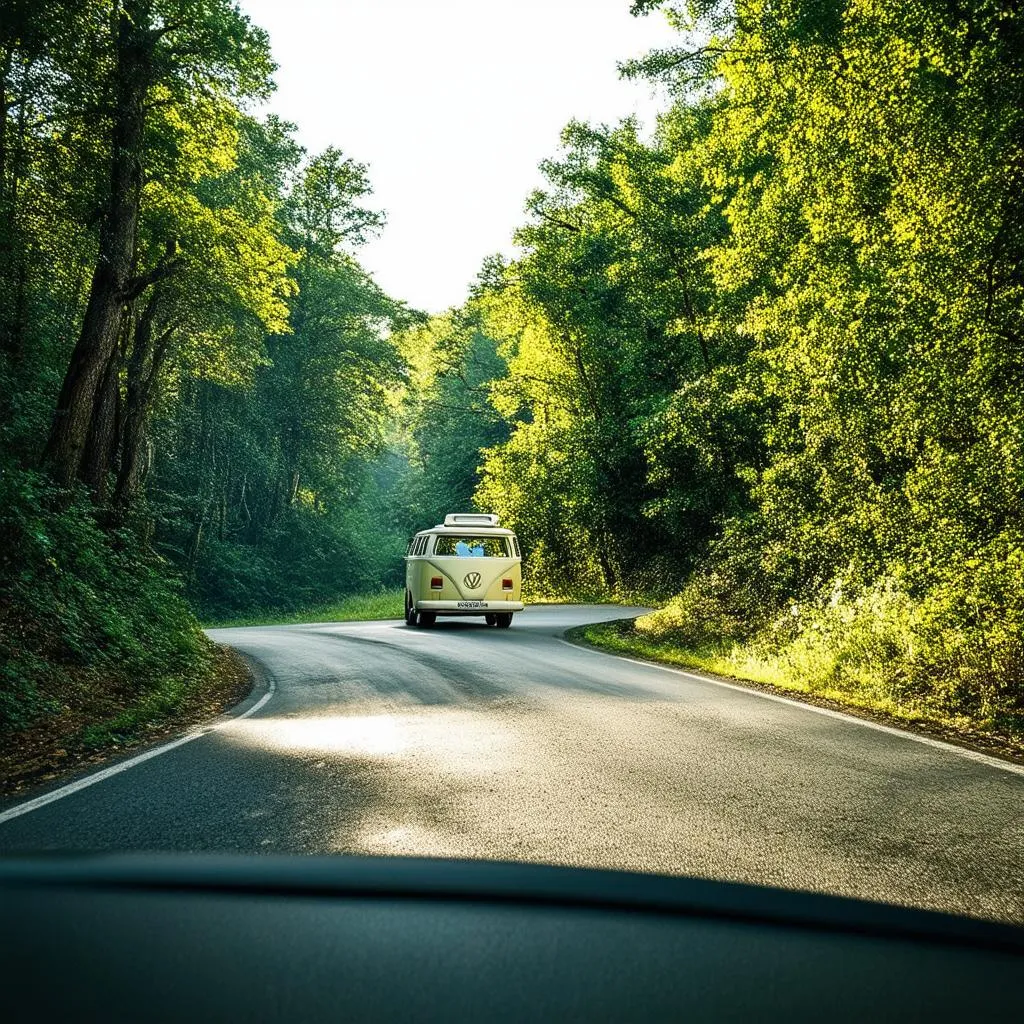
[
  {"x1": 121, "y1": 239, "x2": 180, "y2": 302},
  {"x1": 535, "y1": 209, "x2": 581, "y2": 233}
]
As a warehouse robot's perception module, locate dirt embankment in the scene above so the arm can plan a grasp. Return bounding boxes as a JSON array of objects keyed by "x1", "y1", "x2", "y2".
[{"x1": 0, "y1": 645, "x2": 252, "y2": 799}]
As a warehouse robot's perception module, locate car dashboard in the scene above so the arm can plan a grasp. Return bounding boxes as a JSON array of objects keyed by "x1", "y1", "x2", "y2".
[{"x1": 1, "y1": 855, "x2": 1021, "y2": 1021}]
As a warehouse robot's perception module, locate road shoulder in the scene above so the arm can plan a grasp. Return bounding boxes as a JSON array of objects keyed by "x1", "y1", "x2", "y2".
[
  {"x1": 566, "y1": 620, "x2": 1024, "y2": 769},
  {"x1": 0, "y1": 644, "x2": 254, "y2": 801}
]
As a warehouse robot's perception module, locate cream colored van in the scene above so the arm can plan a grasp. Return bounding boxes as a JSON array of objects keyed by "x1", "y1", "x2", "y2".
[{"x1": 405, "y1": 513, "x2": 524, "y2": 628}]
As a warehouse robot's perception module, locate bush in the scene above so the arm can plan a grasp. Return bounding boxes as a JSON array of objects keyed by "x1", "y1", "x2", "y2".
[
  {"x1": 635, "y1": 544, "x2": 1024, "y2": 738},
  {"x1": 0, "y1": 458, "x2": 212, "y2": 732}
]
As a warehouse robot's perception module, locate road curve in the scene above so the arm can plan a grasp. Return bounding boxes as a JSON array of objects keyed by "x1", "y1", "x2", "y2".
[{"x1": 1, "y1": 605, "x2": 1022, "y2": 923}]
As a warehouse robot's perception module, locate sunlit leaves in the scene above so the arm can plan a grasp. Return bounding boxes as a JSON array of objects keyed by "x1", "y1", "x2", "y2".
[{"x1": 467, "y1": 0, "x2": 1024, "y2": 712}]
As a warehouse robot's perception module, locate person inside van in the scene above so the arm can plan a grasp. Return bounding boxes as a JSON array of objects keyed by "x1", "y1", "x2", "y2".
[{"x1": 455, "y1": 539, "x2": 471, "y2": 556}]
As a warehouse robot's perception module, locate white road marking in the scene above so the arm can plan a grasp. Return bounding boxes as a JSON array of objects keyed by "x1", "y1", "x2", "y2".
[
  {"x1": 557, "y1": 638, "x2": 1024, "y2": 778},
  {"x1": 0, "y1": 673, "x2": 277, "y2": 826},
  {"x1": 5, "y1": 620, "x2": 1018, "y2": 830}
]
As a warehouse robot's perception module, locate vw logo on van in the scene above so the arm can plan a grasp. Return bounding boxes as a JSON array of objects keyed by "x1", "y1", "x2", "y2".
[{"x1": 463, "y1": 572, "x2": 482, "y2": 589}]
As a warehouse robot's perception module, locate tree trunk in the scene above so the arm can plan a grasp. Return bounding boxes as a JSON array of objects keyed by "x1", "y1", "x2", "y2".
[
  {"x1": 0, "y1": 45, "x2": 10, "y2": 196},
  {"x1": 674, "y1": 264, "x2": 711, "y2": 373},
  {"x1": 596, "y1": 539, "x2": 618, "y2": 593},
  {"x1": 115, "y1": 299, "x2": 154, "y2": 508},
  {"x1": 81, "y1": 342, "x2": 123, "y2": 498},
  {"x1": 186, "y1": 515, "x2": 205, "y2": 571},
  {"x1": 42, "y1": 0, "x2": 152, "y2": 488},
  {"x1": 1, "y1": 45, "x2": 31, "y2": 362},
  {"x1": 112, "y1": 293, "x2": 174, "y2": 510}
]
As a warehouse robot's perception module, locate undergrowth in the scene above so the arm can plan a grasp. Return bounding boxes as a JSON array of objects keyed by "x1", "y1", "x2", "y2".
[
  {"x1": 204, "y1": 589, "x2": 406, "y2": 628},
  {"x1": 575, "y1": 568, "x2": 1024, "y2": 744},
  {"x1": 0, "y1": 460, "x2": 213, "y2": 733}
]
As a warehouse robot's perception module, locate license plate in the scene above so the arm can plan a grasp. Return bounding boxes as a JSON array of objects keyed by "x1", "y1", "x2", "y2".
[{"x1": 457, "y1": 601, "x2": 486, "y2": 609}]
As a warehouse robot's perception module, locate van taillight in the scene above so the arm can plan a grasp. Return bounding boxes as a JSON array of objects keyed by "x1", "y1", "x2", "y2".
[
  {"x1": 431, "y1": 576, "x2": 443, "y2": 589},
  {"x1": 502, "y1": 578, "x2": 513, "y2": 590}
]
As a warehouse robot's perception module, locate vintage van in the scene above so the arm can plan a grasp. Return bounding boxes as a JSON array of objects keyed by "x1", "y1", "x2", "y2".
[{"x1": 405, "y1": 513, "x2": 524, "y2": 628}]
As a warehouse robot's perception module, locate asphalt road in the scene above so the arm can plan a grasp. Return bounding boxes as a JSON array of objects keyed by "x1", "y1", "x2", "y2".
[{"x1": 2, "y1": 605, "x2": 1023, "y2": 923}]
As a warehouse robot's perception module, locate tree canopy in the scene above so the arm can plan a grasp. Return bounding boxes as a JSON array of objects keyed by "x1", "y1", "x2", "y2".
[{"x1": 2, "y1": 0, "x2": 1022, "y2": 740}]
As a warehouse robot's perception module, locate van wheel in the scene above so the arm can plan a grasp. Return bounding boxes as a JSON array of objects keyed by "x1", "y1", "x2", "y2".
[
  {"x1": 404, "y1": 592, "x2": 418, "y2": 626},
  {"x1": 495, "y1": 613, "x2": 513, "y2": 629},
  {"x1": 418, "y1": 612, "x2": 436, "y2": 628},
  {"x1": 485, "y1": 614, "x2": 497, "y2": 626}
]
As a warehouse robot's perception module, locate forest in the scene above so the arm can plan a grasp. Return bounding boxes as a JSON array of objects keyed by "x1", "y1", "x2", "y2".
[{"x1": 1, "y1": 0, "x2": 1022, "y2": 745}]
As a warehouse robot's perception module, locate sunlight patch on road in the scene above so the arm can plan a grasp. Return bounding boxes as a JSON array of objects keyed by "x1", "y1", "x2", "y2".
[
  {"x1": 221, "y1": 708, "x2": 519, "y2": 776},
  {"x1": 223, "y1": 715, "x2": 406, "y2": 757},
  {"x1": 357, "y1": 823, "x2": 454, "y2": 857}
]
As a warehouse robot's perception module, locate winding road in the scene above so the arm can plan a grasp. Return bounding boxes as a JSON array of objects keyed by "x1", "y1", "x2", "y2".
[{"x1": 1, "y1": 605, "x2": 1022, "y2": 922}]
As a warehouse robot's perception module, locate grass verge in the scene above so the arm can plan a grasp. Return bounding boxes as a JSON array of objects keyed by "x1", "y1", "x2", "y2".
[
  {"x1": 0, "y1": 644, "x2": 252, "y2": 799},
  {"x1": 206, "y1": 588, "x2": 649, "y2": 628},
  {"x1": 569, "y1": 618, "x2": 1024, "y2": 766},
  {"x1": 204, "y1": 589, "x2": 405, "y2": 628},
  {"x1": 524, "y1": 589, "x2": 618, "y2": 605}
]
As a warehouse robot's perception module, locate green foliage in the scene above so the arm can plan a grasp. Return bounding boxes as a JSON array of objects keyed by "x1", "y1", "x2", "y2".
[
  {"x1": 466, "y1": 0, "x2": 1024, "y2": 736},
  {"x1": 0, "y1": 454, "x2": 210, "y2": 730},
  {"x1": 390, "y1": 300, "x2": 509, "y2": 537},
  {"x1": 151, "y1": 141, "x2": 417, "y2": 618},
  {"x1": 77, "y1": 675, "x2": 191, "y2": 750},
  {"x1": 473, "y1": 105, "x2": 756, "y2": 597},
  {"x1": 0, "y1": 2, "x2": 416, "y2": 732},
  {"x1": 591, "y1": 552, "x2": 1024, "y2": 739},
  {"x1": 204, "y1": 588, "x2": 405, "y2": 629},
  {"x1": 3, "y1": 0, "x2": 1024, "y2": 746}
]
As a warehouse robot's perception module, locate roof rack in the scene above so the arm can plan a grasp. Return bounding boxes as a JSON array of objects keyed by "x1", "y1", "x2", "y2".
[{"x1": 443, "y1": 513, "x2": 499, "y2": 528}]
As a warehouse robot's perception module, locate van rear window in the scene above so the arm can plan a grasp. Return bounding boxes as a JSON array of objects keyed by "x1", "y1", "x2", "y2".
[{"x1": 434, "y1": 536, "x2": 512, "y2": 557}]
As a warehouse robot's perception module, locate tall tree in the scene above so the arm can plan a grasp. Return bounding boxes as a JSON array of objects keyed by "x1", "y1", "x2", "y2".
[{"x1": 42, "y1": 0, "x2": 274, "y2": 490}]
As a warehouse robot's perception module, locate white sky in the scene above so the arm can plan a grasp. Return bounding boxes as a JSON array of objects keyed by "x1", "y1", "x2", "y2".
[{"x1": 238, "y1": 0, "x2": 677, "y2": 313}]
